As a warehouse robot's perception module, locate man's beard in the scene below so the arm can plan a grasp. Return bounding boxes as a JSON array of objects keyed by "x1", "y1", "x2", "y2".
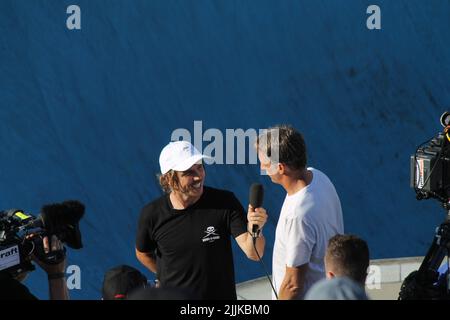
[{"x1": 179, "y1": 181, "x2": 203, "y2": 196}]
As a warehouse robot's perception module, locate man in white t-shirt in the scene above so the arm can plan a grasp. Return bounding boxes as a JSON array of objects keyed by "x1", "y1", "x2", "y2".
[{"x1": 257, "y1": 125, "x2": 344, "y2": 299}]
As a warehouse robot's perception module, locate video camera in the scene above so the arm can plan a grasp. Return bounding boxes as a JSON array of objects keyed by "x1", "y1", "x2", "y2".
[
  {"x1": 0, "y1": 200, "x2": 84, "y2": 278},
  {"x1": 410, "y1": 111, "x2": 450, "y2": 205},
  {"x1": 399, "y1": 112, "x2": 450, "y2": 299}
]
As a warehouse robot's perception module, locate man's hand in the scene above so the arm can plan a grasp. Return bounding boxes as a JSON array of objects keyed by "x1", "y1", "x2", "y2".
[
  {"x1": 247, "y1": 205, "x2": 268, "y2": 234},
  {"x1": 25, "y1": 234, "x2": 69, "y2": 300},
  {"x1": 235, "y1": 206, "x2": 268, "y2": 261},
  {"x1": 30, "y1": 235, "x2": 67, "y2": 275}
]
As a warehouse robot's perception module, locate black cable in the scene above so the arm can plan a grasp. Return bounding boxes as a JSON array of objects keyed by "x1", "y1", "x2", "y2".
[{"x1": 251, "y1": 232, "x2": 279, "y2": 300}]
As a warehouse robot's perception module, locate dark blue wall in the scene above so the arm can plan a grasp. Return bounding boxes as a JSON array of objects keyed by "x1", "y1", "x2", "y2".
[{"x1": 1, "y1": 0, "x2": 449, "y2": 299}]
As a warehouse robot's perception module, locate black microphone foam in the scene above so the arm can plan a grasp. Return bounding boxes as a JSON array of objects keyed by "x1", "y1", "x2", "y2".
[
  {"x1": 249, "y1": 183, "x2": 264, "y2": 237},
  {"x1": 40, "y1": 200, "x2": 85, "y2": 249},
  {"x1": 41, "y1": 200, "x2": 85, "y2": 227}
]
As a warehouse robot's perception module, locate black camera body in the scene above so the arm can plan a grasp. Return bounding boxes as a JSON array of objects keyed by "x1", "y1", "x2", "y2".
[{"x1": 0, "y1": 200, "x2": 84, "y2": 278}]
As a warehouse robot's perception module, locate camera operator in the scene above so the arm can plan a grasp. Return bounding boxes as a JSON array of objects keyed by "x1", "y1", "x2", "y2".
[
  {"x1": 0, "y1": 235, "x2": 69, "y2": 300},
  {"x1": 398, "y1": 111, "x2": 450, "y2": 299}
]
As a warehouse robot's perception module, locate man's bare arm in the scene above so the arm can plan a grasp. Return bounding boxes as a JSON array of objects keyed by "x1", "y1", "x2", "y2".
[
  {"x1": 31, "y1": 235, "x2": 69, "y2": 300},
  {"x1": 278, "y1": 264, "x2": 308, "y2": 300},
  {"x1": 135, "y1": 248, "x2": 157, "y2": 273},
  {"x1": 235, "y1": 231, "x2": 265, "y2": 261}
]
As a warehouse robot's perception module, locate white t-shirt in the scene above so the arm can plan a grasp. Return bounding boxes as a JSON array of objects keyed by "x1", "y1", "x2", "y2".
[{"x1": 272, "y1": 168, "x2": 344, "y2": 299}]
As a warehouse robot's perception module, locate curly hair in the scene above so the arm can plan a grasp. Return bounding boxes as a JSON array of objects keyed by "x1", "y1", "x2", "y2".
[{"x1": 158, "y1": 170, "x2": 180, "y2": 194}]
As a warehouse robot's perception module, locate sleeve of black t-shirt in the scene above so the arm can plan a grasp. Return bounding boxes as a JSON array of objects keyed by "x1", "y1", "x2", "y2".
[
  {"x1": 227, "y1": 192, "x2": 248, "y2": 238},
  {"x1": 0, "y1": 273, "x2": 38, "y2": 300},
  {"x1": 135, "y1": 207, "x2": 157, "y2": 253}
]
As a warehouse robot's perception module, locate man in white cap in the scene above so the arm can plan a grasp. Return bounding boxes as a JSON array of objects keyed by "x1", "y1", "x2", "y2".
[{"x1": 135, "y1": 140, "x2": 268, "y2": 300}]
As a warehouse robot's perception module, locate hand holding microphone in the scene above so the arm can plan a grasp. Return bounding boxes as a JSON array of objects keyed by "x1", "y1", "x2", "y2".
[{"x1": 248, "y1": 183, "x2": 268, "y2": 238}]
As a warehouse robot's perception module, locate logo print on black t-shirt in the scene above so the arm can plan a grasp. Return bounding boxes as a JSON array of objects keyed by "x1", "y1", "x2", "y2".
[{"x1": 202, "y1": 226, "x2": 220, "y2": 243}]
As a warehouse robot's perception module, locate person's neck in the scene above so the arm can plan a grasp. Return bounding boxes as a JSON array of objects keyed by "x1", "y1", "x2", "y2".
[
  {"x1": 281, "y1": 168, "x2": 312, "y2": 196},
  {"x1": 170, "y1": 191, "x2": 201, "y2": 210}
]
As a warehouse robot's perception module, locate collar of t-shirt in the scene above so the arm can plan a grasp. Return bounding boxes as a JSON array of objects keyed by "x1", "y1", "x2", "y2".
[
  {"x1": 166, "y1": 188, "x2": 207, "y2": 212},
  {"x1": 285, "y1": 167, "x2": 316, "y2": 201}
]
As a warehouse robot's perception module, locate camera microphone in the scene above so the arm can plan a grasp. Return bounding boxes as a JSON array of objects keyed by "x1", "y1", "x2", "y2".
[
  {"x1": 40, "y1": 200, "x2": 85, "y2": 249},
  {"x1": 249, "y1": 183, "x2": 264, "y2": 238}
]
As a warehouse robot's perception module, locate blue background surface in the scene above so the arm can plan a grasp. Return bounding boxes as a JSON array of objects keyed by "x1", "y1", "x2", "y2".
[{"x1": 1, "y1": 0, "x2": 449, "y2": 299}]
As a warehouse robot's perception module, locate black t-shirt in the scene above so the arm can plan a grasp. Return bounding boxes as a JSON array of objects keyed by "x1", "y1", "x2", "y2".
[
  {"x1": 0, "y1": 272, "x2": 38, "y2": 300},
  {"x1": 136, "y1": 186, "x2": 248, "y2": 300}
]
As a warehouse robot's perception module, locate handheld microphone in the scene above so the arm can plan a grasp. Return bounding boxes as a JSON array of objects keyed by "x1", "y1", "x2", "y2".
[
  {"x1": 249, "y1": 183, "x2": 264, "y2": 238},
  {"x1": 248, "y1": 183, "x2": 278, "y2": 299}
]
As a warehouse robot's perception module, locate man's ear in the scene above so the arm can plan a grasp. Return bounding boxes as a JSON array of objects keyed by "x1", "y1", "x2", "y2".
[
  {"x1": 277, "y1": 163, "x2": 285, "y2": 174},
  {"x1": 326, "y1": 271, "x2": 336, "y2": 279}
]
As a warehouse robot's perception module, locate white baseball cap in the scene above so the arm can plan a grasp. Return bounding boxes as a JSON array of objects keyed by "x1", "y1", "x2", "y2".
[{"x1": 159, "y1": 141, "x2": 210, "y2": 174}]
